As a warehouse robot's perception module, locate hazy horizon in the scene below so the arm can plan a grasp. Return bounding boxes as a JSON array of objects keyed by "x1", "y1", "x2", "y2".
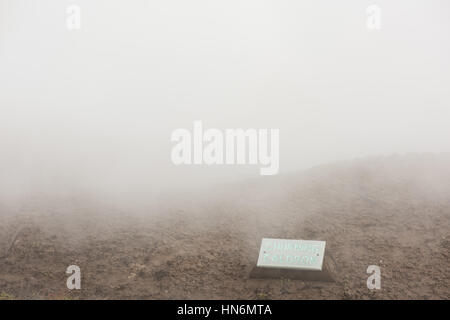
[{"x1": 1, "y1": 0, "x2": 449, "y2": 202}]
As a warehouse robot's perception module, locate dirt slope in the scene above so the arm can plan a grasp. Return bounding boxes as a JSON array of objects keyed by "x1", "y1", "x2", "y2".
[{"x1": 0, "y1": 155, "x2": 449, "y2": 299}]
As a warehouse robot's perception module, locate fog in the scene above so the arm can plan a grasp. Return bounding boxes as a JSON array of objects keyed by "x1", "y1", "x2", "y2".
[{"x1": 1, "y1": 0, "x2": 449, "y2": 205}]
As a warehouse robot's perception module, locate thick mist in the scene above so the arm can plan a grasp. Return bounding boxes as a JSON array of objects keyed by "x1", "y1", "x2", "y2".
[{"x1": 1, "y1": 0, "x2": 450, "y2": 206}]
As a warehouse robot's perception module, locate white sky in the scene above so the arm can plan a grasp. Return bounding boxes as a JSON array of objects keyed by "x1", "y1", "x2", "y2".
[{"x1": 0, "y1": 0, "x2": 449, "y2": 199}]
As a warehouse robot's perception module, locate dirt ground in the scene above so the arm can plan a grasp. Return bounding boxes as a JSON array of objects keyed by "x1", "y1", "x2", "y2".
[{"x1": 0, "y1": 155, "x2": 449, "y2": 299}]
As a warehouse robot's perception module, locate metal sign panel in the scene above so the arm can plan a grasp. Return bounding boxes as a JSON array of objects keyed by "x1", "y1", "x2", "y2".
[{"x1": 257, "y1": 238, "x2": 326, "y2": 271}]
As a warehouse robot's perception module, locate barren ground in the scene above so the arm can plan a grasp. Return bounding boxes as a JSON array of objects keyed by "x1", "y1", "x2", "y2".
[{"x1": 0, "y1": 156, "x2": 449, "y2": 299}]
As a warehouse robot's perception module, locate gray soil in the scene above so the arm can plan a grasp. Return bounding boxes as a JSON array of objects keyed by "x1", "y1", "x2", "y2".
[{"x1": 0, "y1": 155, "x2": 449, "y2": 299}]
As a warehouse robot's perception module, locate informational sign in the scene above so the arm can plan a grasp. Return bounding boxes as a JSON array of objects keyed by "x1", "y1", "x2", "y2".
[{"x1": 256, "y1": 238, "x2": 326, "y2": 271}]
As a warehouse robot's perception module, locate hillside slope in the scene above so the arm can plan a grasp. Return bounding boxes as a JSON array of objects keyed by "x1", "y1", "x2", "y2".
[{"x1": 0, "y1": 154, "x2": 449, "y2": 299}]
